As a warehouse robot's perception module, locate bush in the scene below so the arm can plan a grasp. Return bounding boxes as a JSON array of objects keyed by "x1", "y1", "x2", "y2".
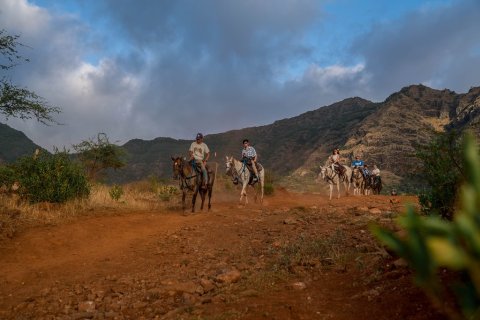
[
  {"x1": 263, "y1": 170, "x2": 276, "y2": 196},
  {"x1": 416, "y1": 130, "x2": 465, "y2": 220},
  {"x1": 157, "y1": 185, "x2": 178, "y2": 201},
  {"x1": 0, "y1": 165, "x2": 17, "y2": 191},
  {"x1": 14, "y1": 150, "x2": 90, "y2": 203},
  {"x1": 109, "y1": 184, "x2": 124, "y2": 201},
  {"x1": 373, "y1": 133, "x2": 480, "y2": 319},
  {"x1": 264, "y1": 183, "x2": 274, "y2": 196}
]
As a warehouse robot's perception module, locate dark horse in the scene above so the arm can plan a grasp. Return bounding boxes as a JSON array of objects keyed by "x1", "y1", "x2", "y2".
[
  {"x1": 171, "y1": 157, "x2": 215, "y2": 213},
  {"x1": 370, "y1": 175, "x2": 382, "y2": 195}
]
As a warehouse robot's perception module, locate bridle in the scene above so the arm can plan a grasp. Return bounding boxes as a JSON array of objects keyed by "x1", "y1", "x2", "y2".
[
  {"x1": 173, "y1": 158, "x2": 198, "y2": 190},
  {"x1": 226, "y1": 157, "x2": 245, "y2": 182},
  {"x1": 322, "y1": 166, "x2": 338, "y2": 183}
]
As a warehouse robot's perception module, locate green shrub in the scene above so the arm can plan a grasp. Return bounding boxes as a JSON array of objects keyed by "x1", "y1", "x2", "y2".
[
  {"x1": 109, "y1": 184, "x2": 124, "y2": 201},
  {"x1": 14, "y1": 150, "x2": 90, "y2": 203},
  {"x1": 0, "y1": 165, "x2": 17, "y2": 191},
  {"x1": 263, "y1": 170, "x2": 276, "y2": 196},
  {"x1": 416, "y1": 130, "x2": 464, "y2": 220},
  {"x1": 264, "y1": 183, "x2": 274, "y2": 196},
  {"x1": 158, "y1": 185, "x2": 178, "y2": 201},
  {"x1": 373, "y1": 133, "x2": 480, "y2": 319}
]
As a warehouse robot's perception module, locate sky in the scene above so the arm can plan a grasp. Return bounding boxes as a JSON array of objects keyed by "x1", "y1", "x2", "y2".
[{"x1": 0, "y1": 0, "x2": 479, "y2": 150}]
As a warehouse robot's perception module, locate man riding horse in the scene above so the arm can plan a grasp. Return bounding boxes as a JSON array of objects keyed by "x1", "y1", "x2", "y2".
[
  {"x1": 189, "y1": 133, "x2": 210, "y2": 189},
  {"x1": 233, "y1": 139, "x2": 259, "y2": 185}
]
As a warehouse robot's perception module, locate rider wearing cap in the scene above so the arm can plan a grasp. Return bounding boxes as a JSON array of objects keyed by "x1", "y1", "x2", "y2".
[
  {"x1": 189, "y1": 133, "x2": 210, "y2": 189},
  {"x1": 241, "y1": 139, "x2": 259, "y2": 183}
]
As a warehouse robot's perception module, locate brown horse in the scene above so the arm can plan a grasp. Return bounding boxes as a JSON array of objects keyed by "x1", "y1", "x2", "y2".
[{"x1": 171, "y1": 157, "x2": 215, "y2": 213}]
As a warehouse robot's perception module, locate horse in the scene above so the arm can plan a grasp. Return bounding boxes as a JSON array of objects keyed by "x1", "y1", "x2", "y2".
[
  {"x1": 363, "y1": 173, "x2": 372, "y2": 195},
  {"x1": 370, "y1": 175, "x2": 382, "y2": 195},
  {"x1": 225, "y1": 156, "x2": 264, "y2": 205},
  {"x1": 319, "y1": 164, "x2": 351, "y2": 200},
  {"x1": 351, "y1": 167, "x2": 364, "y2": 196},
  {"x1": 171, "y1": 156, "x2": 215, "y2": 213}
]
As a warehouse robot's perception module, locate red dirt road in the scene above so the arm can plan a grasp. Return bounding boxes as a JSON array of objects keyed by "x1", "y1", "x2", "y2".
[{"x1": 0, "y1": 191, "x2": 445, "y2": 319}]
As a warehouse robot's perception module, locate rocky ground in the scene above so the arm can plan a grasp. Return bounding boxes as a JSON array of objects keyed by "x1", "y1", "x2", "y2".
[{"x1": 0, "y1": 190, "x2": 447, "y2": 319}]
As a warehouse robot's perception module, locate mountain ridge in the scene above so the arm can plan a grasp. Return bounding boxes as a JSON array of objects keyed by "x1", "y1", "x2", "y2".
[{"x1": 2, "y1": 84, "x2": 479, "y2": 192}]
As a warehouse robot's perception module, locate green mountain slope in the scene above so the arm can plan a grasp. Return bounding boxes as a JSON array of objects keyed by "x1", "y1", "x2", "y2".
[{"x1": 0, "y1": 123, "x2": 42, "y2": 163}]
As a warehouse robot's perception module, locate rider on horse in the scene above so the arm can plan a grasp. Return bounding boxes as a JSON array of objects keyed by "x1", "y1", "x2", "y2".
[
  {"x1": 234, "y1": 139, "x2": 259, "y2": 185},
  {"x1": 189, "y1": 133, "x2": 210, "y2": 189},
  {"x1": 329, "y1": 148, "x2": 346, "y2": 177},
  {"x1": 350, "y1": 155, "x2": 364, "y2": 182}
]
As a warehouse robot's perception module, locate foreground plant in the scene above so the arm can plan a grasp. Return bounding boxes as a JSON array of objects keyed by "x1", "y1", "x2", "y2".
[{"x1": 373, "y1": 134, "x2": 480, "y2": 319}]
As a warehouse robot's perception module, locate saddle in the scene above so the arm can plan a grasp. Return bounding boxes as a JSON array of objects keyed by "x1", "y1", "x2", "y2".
[
  {"x1": 190, "y1": 160, "x2": 213, "y2": 187},
  {"x1": 242, "y1": 158, "x2": 263, "y2": 173},
  {"x1": 190, "y1": 160, "x2": 213, "y2": 174},
  {"x1": 333, "y1": 164, "x2": 345, "y2": 176}
]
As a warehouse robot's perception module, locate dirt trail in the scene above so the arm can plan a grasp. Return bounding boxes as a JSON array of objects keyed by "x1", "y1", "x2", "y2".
[{"x1": 0, "y1": 191, "x2": 443, "y2": 319}]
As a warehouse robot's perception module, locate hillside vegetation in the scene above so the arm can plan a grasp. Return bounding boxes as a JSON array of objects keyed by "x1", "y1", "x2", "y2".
[
  {"x1": 110, "y1": 85, "x2": 480, "y2": 192},
  {"x1": 3, "y1": 84, "x2": 480, "y2": 192}
]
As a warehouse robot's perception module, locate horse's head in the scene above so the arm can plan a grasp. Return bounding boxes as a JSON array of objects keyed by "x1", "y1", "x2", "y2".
[
  {"x1": 225, "y1": 156, "x2": 234, "y2": 176},
  {"x1": 319, "y1": 165, "x2": 327, "y2": 180},
  {"x1": 352, "y1": 167, "x2": 361, "y2": 177},
  {"x1": 171, "y1": 156, "x2": 183, "y2": 179}
]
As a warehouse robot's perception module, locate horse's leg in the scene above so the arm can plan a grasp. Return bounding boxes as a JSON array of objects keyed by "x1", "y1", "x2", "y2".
[
  {"x1": 336, "y1": 181, "x2": 340, "y2": 199},
  {"x1": 207, "y1": 186, "x2": 212, "y2": 211},
  {"x1": 329, "y1": 183, "x2": 333, "y2": 200},
  {"x1": 260, "y1": 179, "x2": 264, "y2": 204},
  {"x1": 241, "y1": 181, "x2": 249, "y2": 205},
  {"x1": 182, "y1": 189, "x2": 187, "y2": 212},
  {"x1": 191, "y1": 186, "x2": 198, "y2": 213},
  {"x1": 200, "y1": 189, "x2": 207, "y2": 211}
]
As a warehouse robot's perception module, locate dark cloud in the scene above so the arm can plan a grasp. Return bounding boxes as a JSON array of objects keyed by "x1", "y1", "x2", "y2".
[
  {"x1": 1, "y1": 0, "x2": 479, "y2": 150},
  {"x1": 352, "y1": 0, "x2": 480, "y2": 98}
]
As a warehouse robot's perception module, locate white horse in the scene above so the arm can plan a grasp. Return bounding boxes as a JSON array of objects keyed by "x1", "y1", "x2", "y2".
[
  {"x1": 319, "y1": 164, "x2": 351, "y2": 200},
  {"x1": 225, "y1": 156, "x2": 264, "y2": 205}
]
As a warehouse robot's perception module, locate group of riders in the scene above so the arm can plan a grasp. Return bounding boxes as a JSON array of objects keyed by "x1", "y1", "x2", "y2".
[
  {"x1": 189, "y1": 133, "x2": 259, "y2": 189},
  {"x1": 189, "y1": 133, "x2": 381, "y2": 190},
  {"x1": 329, "y1": 148, "x2": 382, "y2": 190}
]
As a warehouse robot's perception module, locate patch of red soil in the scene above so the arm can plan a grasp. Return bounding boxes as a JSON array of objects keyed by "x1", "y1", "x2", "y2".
[{"x1": 0, "y1": 191, "x2": 446, "y2": 319}]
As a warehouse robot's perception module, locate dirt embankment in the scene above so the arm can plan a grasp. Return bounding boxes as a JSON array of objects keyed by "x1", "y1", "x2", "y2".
[{"x1": 0, "y1": 191, "x2": 445, "y2": 319}]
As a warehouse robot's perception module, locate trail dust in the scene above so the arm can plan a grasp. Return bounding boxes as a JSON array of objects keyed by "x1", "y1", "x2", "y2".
[{"x1": 0, "y1": 189, "x2": 446, "y2": 319}]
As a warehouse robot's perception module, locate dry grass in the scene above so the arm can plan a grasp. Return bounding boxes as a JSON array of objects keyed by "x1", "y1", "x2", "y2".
[
  {"x1": 0, "y1": 175, "x2": 260, "y2": 240},
  {"x1": 0, "y1": 181, "x2": 183, "y2": 239}
]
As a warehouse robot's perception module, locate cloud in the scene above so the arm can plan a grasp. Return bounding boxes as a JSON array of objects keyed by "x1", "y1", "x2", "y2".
[
  {"x1": 0, "y1": 0, "x2": 479, "y2": 150},
  {"x1": 352, "y1": 0, "x2": 480, "y2": 98}
]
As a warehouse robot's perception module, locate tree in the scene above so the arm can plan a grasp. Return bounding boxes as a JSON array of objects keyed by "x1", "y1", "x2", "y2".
[
  {"x1": 0, "y1": 29, "x2": 60, "y2": 124},
  {"x1": 73, "y1": 133, "x2": 126, "y2": 181}
]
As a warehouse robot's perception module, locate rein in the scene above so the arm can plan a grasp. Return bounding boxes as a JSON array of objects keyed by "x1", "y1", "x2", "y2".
[
  {"x1": 324, "y1": 167, "x2": 338, "y2": 183},
  {"x1": 228, "y1": 159, "x2": 247, "y2": 182},
  {"x1": 178, "y1": 160, "x2": 198, "y2": 190}
]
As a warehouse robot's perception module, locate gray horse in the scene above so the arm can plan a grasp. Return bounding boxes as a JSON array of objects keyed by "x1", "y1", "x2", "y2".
[
  {"x1": 226, "y1": 156, "x2": 264, "y2": 205},
  {"x1": 319, "y1": 164, "x2": 351, "y2": 200}
]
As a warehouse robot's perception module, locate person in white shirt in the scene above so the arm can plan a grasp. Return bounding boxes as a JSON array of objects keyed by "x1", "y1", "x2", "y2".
[{"x1": 189, "y1": 133, "x2": 210, "y2": 189}]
